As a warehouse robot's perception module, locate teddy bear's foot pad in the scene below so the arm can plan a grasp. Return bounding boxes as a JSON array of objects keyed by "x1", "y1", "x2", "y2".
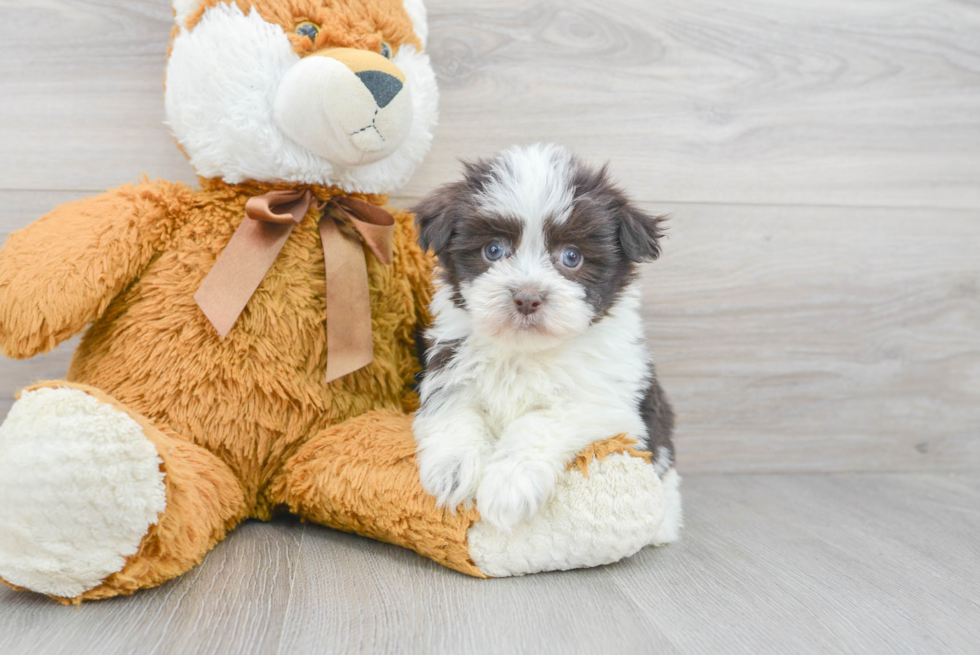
[
  {"x1": 467, "y1": 452, "x2": 667, "y2": 577},
  {"x1": 0, "y1": 386, "x2": 166, "y2": 598}
]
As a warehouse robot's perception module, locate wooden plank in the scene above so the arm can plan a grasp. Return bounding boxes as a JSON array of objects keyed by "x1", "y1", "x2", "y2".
[
  {"x1": 0, "y1": 521, "x2": 301, "y2": 655},
  {"x1": 277, "y1": 527, "x2": 679, "y2": 654},
  {"x1": 5, "y1": 190, "x2": 978, "y2": 473},
  {"x1": 639, "y1": 201, "x2": 980, "y2": 473},
  {"x1": 0, "y1": 0, "x2": 198, "y2": 191},
  {"x1": 607, "y1": 472, "x2": 980, "y2": 654},
  {"x1": 0, "y1": 1, "x2": 978, "y2": 209}
]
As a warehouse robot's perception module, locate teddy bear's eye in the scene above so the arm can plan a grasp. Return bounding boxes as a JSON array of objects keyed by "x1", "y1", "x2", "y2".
[
  {"x1": 380, "y1": 42, "x2": 392, "y2": 59},
  {"x1": 295, "y1": 21, "x2": 320, "y2": 42}
]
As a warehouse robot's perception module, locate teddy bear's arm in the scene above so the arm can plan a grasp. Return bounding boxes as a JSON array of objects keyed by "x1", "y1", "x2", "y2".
[{"x1": 0, "y1": 182, "x2": 191, "y2": 359}]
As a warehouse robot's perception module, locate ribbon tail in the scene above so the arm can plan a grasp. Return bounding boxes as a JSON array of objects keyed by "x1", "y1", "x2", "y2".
[
  {"x1": 195, "y1": 218, "x2": 297, "y2": 338},
  {"x1": 321, "y1": 216, "x2": 375, "y2": 383}
]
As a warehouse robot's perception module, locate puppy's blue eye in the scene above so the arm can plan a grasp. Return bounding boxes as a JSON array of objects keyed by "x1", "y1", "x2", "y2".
[
  {"x1": 296, "y1": 22, "x2": 320, "y2": 42},
  {"x1": 380, "y1": 42, "x2": 393, "y2": 59},
  {"x1": 484, "y1": 241, "x2": 506, "y2": 262},
  {"x1": 560, "y1": 247, "x2": 582, "y2": 269}
]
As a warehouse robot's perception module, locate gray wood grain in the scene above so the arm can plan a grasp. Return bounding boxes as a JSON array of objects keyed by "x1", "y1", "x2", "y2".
[
  {"x1": 6, "y1": 474, "x2": 973, "y2": 655},
  {"x1": 607, "y1": 472, "x2": 980, "y2": 654},
  {"x1": 1, "y1": 0, "x2": 979, "y2": 209},
  {"x1": 641, "y1": 202, "x2": 980, "y2": 474},
  {"x1": 0, "y1": 520, "x2": 302, "y2": 655}
]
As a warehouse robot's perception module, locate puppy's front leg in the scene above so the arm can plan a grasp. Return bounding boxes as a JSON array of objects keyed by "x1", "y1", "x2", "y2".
[
  {"x1": 476, "y1": 407, "x2": 607, "y2": 531},
  {"x1": 413, "y1": 392, "x2": 493, "y2": 511}
]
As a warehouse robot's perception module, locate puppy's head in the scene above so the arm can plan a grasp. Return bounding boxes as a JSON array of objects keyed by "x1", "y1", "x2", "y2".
[{"x1": 415, "y1": 144, "x2": 665, "y2": 349}]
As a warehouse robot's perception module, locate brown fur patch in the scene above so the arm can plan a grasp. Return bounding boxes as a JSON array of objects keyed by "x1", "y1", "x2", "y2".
[
  {"x1": 567, "y1": 434, "x2": 652, "y2": 478},
  {"x1": 181, "y1": 0, "x2": 421, "y2": 55}
]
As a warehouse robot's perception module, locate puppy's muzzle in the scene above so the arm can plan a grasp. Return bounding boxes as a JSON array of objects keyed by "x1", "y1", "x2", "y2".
[
  {"x1": 273, "y1": 47, "x2": 414, "y2": 167},
  {"x1": 513, "y1": 290, "x2": 545, "y2": 315}
]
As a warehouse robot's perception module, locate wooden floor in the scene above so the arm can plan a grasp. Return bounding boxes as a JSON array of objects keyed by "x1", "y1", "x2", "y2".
[
  {"x1": 2, "y1": 473, "x2": 978, "y2": 655},
  {"x1": 1, "y1": 0, "x2": 979, "y2": 653}
]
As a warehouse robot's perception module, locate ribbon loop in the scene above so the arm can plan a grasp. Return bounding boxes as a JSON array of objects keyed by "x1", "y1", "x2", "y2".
[
  {"x1": 194, "y1": 188, "x2": 396, "y2": 382},
  {"x1": 245, "y1": 189, "x2": 316, "y2": 224}
]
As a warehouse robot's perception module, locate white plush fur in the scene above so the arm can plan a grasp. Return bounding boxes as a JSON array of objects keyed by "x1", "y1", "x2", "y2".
[
  {"x1": 172, "y1": 0, "x2": 198, "y2": 28},
  {"x1": 415, "y1": 146, "x2": 662, "y2": 532},
  {"x1": 468, "y1": 453, "x2": 665, "y2": 577},
  {"x1": 165, "y1": 3, "x2": 438, "y2": 193},
  {"x1": 0, "y1": 388, "x2": 167, "y2": 598},
  {"x1": 273, "y1": 54, "x2": 414, "y2": 167}
]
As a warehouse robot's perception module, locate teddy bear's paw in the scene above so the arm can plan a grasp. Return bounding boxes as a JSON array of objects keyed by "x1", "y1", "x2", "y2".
[
  {"x1": 0, "y1": 387, "x2": 166, "y2": 598},
  {"x1": 467, "y1": 453, "x2": 668, "y2": 577}
]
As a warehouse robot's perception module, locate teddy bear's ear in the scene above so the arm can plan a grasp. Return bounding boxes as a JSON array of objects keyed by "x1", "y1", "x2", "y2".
[
  {"x1": 401, "y1": 0, "x2": 429, "y2": 47},
  {"x1": 172, "y1": 0, "x2": 199, "y2": 28},
  {"x1": 413, "y1": 185, "x2": 459, "y2": 256}
]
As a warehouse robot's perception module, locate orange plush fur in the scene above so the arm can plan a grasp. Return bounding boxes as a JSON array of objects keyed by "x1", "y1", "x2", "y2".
[{"x1": 183, "y1": 0, "x2": 422, "y2": 53}]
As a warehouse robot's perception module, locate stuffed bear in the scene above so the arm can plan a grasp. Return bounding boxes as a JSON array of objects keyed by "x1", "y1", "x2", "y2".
[{"x1": 0, "y1": 0, "x2": 676, "y2": 604}]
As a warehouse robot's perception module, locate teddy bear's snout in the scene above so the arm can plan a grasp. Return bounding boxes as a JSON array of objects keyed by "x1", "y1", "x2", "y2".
[{"x1": 273, "y1": 47, "x2": 414, "y2": 168}]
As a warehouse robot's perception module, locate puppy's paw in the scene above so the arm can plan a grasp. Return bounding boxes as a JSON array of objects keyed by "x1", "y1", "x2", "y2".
[
  {"x1": 476, "y1": 457, "x2": 558, "y2": 532},
  {"x1": 417, "y1": 444, "x2": 489, "y2": 511}
]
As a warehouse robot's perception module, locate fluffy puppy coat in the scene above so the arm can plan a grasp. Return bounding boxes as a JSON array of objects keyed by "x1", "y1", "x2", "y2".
[{"x1": 413, "y1": 144, "x2": 678, "y2": 532}]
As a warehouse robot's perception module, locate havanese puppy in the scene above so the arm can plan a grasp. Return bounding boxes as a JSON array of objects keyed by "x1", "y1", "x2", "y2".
[{"x1": 412, "y1": 143, "x2": 680, "y2": 539}]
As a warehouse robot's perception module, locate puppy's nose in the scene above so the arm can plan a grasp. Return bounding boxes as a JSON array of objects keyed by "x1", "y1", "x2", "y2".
[
  {"x1": 356, "y1": 71, "x2": 403, "y2": 108},
  {"x1": 513, "y1": 291, "x2": 544, "y2": 315}
]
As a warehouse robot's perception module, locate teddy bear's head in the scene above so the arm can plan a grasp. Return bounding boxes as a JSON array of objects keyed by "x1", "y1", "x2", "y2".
[{"x1": 166, "y1": 0, "x2": 437, "y2": 193}]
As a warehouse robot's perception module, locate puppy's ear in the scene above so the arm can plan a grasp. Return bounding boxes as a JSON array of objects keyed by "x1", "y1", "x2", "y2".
[
  {"x1": 619, "y1": 203, "x2": 667, "y2": 263},
  {"x1": 413, "y1": 186, "x2": 457, "y2": 255}
]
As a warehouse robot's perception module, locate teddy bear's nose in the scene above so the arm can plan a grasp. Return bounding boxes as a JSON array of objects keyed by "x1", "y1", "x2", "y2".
[{"x1": 355, "y1": 71, "x2": 403, "y2": 109}]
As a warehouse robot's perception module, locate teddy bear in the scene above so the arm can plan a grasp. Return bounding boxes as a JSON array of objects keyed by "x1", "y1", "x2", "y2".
[{"x1": 0, "y1": 0, "x2": 675, "y2": 604}]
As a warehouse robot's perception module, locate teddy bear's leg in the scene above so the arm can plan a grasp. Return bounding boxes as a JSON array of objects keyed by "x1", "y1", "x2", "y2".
[
  {"x1": 274, "y1": 413, "x2": 669, "y2": 578},
  {"x1": 0, "y1": 381, "x2": 248, "y2": 603},
  {"x1": 271, "y1": 410, "x2": 486, "y2": 577}
]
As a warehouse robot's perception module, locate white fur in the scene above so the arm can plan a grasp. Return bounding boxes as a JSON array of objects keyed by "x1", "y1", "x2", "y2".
[
  {"x1": 165, "y1": 3, "x2": 438, "y2": 193},
  {"x1": 0, "y1": 388, "x2": 166, "y2": 598},
  {"x1": 468, "y1": 453, "x2": 665, "y2": 576},
  {"x1": 652, "y1": 468, "x2": 683, "y2": 546},
  {"x1": 171, "y1": 0, "x2": 198, "y2": 28},
  {"x1": 401, "y1": 0, "x2": 429, "y2": 47},
  {"x1": 653, "y1": 445, "x2": 673, "y2": 476},
  {"x1": 477, "y1": 143, "x2": 576, "y2": 232}
]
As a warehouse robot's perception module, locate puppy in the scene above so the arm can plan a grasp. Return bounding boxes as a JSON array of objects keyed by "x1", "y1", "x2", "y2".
[{"x1": 412, "y1": 144, "x2": 680, "y2": 538}]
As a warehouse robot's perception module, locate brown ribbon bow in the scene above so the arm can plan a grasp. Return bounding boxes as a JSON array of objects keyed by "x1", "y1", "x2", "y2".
[{"x1": 194, "y1": 189, "x2": 394, "y2": 383}]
